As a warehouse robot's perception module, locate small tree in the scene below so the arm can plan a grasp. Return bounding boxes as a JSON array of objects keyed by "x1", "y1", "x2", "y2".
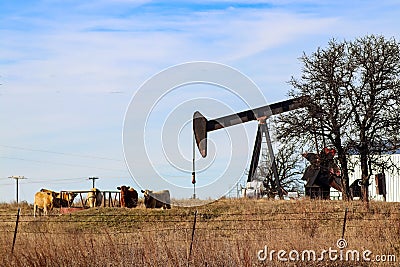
[
  {"x1": 277, "y1": 35, "x2": 400, "y2": 202},
  {"x1": 256, "y1": 141, "x2": 304, "y2": 197}
]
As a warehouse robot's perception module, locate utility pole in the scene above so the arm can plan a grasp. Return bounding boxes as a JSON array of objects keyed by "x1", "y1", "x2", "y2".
[
  {"x1": 88, "y1": 177, "x2": 99, "y2": 188},
  {"x1": 8, "y1": 176, "x2": 27, "y2": 204}
]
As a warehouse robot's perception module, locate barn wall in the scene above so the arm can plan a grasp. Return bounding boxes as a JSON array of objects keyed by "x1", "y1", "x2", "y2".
[{"x1": 348, "y1": 154, "x2": 400, "y2": 202}]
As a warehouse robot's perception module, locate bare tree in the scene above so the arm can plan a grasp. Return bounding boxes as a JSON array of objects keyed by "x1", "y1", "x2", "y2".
[
  {"x1": 346, "y1": 35, "x2": 400, "y2": 201},
  {"x1": 277, "y1": 35, "x2": 400, "y2": 202},
  {"x1": 256, "y1": 141, "x2": 304, "y2": 198},
  {"x1": 277, "y1": 39, "x2": 355, "y2": 199}
]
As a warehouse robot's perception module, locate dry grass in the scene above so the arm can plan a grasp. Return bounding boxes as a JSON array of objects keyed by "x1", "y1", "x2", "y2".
[{"x1": 0, "y1": 198, "x2": 399, "y2": 266}]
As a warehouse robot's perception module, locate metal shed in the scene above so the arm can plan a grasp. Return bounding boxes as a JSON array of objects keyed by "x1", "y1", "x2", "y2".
[{"x1": 348, "y1": 154, "x2": 400, "y2": 202}]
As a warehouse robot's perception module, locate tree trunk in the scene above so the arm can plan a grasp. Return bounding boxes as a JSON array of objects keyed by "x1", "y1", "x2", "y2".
[
  {"x1": 334, "y1": 134, "x2": 350, "y2": 201},
  {"x1": 360, "y1": 151, "x2": 370, "y2": 202},
  {"x1": 337, "y1": 152, "x2": 350, "y2": 200}
]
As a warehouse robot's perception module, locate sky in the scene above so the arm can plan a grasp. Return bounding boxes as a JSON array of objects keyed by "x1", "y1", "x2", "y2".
[{"x1": 1, "y1": 0, "x2": 399, "y2": 203}]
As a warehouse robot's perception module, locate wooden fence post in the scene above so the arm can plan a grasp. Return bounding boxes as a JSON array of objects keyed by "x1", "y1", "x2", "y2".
[
  {"x1": 187, "y1": 210, "x2": 198, "y2": 267},
  {"x1": 11, "y1": 208, "x2": 21, "y2": 254},
  {"x1": 341, "y1": 207, "x2": 348, "y2": 239}
]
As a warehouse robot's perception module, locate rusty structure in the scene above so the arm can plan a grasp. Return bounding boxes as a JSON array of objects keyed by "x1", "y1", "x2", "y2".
[
  {"x1": 302, "y1": 147, "x2": 343, "y2": 199},
  {"x1": 59, "y1": 190, "x2": 121, "y2": 214},
  {"x1": 193, "y1": 96, "x2": 308, "y2": 198}
]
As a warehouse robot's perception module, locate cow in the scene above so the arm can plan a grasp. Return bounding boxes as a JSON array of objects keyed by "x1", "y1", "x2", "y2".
[
  {"x1": 117, "y1": 186, "x2": 138, "y2": 208},
  {"x1": 34, "y1": 191, "x2": 54, "y2": 217},
  {"x1": 141, "y1": 189, "x2": 171, "y2": 209},
  {"x1": 40, "y1": 188, "x2": 77, "y2": 207},
  {"x1": 86, "y1": 188, "x2": 102, "y2": 208}
]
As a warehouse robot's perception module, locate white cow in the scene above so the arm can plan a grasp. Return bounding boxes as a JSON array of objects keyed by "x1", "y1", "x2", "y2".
[
  {"x1": 141, "y1": 189, "x2": 171, "y2": 209},
  {"x1": 86, "y1": 188, "x2": 102, "y2": 208}
]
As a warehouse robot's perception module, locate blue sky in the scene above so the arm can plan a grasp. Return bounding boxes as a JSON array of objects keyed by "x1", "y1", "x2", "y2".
[{"x1": 1, "y1": 0, "x2": 399, "y2": 203}]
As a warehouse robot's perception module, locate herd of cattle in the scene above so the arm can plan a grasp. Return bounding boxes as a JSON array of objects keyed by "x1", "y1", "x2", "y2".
[{"x1": 33, "y1": 186, "x2": 171, "y2": 216}]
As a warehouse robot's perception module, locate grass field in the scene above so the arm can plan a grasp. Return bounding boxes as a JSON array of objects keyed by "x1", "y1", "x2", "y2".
[{"x1": 0, "y1": 198, "x2": 399, "y2": 266}]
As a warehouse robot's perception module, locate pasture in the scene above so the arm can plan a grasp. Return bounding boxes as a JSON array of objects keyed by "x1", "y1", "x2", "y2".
[{"x1": 0, "y1": 198, "x2": 399, "y2": 266}]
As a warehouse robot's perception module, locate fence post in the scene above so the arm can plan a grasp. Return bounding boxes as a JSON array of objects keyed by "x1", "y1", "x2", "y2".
[
  {"x1": 341, "y1": 208, "x2": 348, "y2": 239},
  {"x1": 187, "y1": 210, "x2": 198, "y2": 267},
  {"x1": 11, "y1": 208, "x2": 21, "y2": 254}
]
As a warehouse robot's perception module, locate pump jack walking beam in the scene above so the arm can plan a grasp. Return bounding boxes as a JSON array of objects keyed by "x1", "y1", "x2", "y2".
[
  {"x1": 193, "y1": 96, "x2": 308, "y2": 157},
  {"x1": 193, "y1": 96, "x2": 309, "y2": 197}
]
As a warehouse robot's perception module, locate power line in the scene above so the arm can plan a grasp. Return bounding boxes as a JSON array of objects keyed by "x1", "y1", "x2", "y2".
[
  {"x1": 0, "y1": 182, "x2": 14, "y2": 186},
  {"x1": 28, "y1": 177, "x2": 87, "y2": 182},
  {"x1": 0, "y1": 176, "x2": 132, "y2": 186},
  {"x1": 0, "y1": 156, "x2": 127, "y2": 172},
  {"x1": 0, "y1": 144, "x2": 123, "y2": 162},
  {"x1": 17, "y1": 177, "x2": 87, "y2": 185}
]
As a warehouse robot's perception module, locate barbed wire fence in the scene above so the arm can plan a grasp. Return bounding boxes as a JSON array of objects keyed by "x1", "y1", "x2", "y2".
[
  {"x1": 0, "y1": 207, "x2": 399, "y2": 266},
  {"x1": 1, "y1": 209, "x2": 399, "y2": 236}
]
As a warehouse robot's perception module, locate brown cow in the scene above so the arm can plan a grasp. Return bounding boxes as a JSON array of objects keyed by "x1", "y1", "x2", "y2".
[
  {"x1": 34, "y1": 191, "x2": 54, "y2": 217},
  {"x1": 141, "y1": 189, "x2": 171, "y2": 209},
  {"x1": 117, "y1": 186, "x2": 138, "y2": 208}
]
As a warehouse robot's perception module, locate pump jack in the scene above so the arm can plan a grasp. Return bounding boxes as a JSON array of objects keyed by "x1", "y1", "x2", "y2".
[{"x1": 193, "y1": 96, "x2": 309, "y2": 198}]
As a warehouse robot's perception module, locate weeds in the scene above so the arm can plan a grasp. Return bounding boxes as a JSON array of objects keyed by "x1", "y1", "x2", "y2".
[{"x1": 0, "y1": 199, "x2": 399, "y2": 266}]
